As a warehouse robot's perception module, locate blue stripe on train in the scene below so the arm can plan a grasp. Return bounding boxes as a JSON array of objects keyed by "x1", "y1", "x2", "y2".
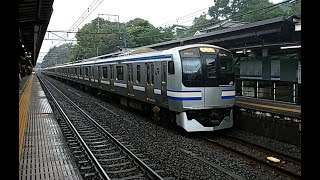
[
  {"x1": 221, "y1": 96, "x2": 235, "y2": 99},
  {"x1": 168, "y1": 97, "x2": 202, "y2": 101}
]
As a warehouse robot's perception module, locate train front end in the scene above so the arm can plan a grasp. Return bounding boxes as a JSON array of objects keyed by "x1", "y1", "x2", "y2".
[{"x1": 170, "y1": 45, "x2": 235, "y2": 132}]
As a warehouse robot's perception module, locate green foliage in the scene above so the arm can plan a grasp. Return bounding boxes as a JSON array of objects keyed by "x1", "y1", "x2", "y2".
[
  {"x1": 288, "y1": 1, "x2": 301, "y2": 15},
  {"x1": 208, "y1": 0, "x2": 300, "y2": 23},
  {"x1": 234, "y1": 0, "x2": 288, "y2": 22},
  {"x1": 74, "y1": 17, "x2": 126, "y2": 59},
  {"x1": 182, "y1": 15, "x2": 212, "y2": 37},
  {"x1": 42, "y1": 43, "x2": 72, "y2": 67},
  {"x1": 125, "y1": 18, "x2": 174, "y2": 48}
]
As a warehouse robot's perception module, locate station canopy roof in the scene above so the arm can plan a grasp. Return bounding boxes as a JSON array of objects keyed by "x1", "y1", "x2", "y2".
[{"x1": 18, "y1": 0, "x2": 54, "y2": 67}]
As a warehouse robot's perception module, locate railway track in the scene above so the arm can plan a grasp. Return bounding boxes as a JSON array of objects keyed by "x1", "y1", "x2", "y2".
[
  {"x1": 200, "y1": 134, "x2": 301, "y2": 179},
  {"x1": 39, "y1": 75, "x2": 166, "y2": 180}
]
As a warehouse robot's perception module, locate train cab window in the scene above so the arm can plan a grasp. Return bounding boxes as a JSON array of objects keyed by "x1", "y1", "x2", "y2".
[
  {"x1": 102, "y1": 67, "x2": 108, "y2": 78},
  {"x1": 204, "y1": 55, "x2": 216, "y2": 78},
  {"x1": 168, "y1": 61, "x2": 175, "y2": 74},
  {"x1": 116, "y1": 66, "x2": 123, "y2": 80},
  {"x1": 136, "y1": 65, "x2": 141, "y2": 83}
]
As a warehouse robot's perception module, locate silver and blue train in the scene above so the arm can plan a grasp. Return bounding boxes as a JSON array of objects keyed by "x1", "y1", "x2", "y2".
[{"x1": 41, "y1": 44, "x2": 236, "y2": 132}]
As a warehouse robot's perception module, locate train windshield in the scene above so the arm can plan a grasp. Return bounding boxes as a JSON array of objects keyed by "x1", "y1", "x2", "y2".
[{"x1": 180, "y1": 47, "x2": 235, "y2": 87}]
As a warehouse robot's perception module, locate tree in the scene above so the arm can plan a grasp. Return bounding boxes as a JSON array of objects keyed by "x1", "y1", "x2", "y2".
[
  {"x1": 233, "y1": 0, "x2": 287, "y2": 23},
  {"x1": 70, "y1": 17, "x2": 174, "y2": 60},
  {"x1": 74, "y1": 17, "x2": 126, "y2": 59},
  {"x1": 182, "y1": 14, "x2": 212, "y2": 37},
  {"x1": 208, "y1": 0, "x2": 293, "y2": 23},
  {"x1": 288, "y1": 0, "x2": 301, "y2": 15},
  {"x1": 208, "y1": 0, "x2": 240, "y2": 20},
  {"x1": 125, "y1": 18, "x2": 174, "y2": 48},
  {"x1": 42, "y1": 43, "x2": 72, "y2": 67}
]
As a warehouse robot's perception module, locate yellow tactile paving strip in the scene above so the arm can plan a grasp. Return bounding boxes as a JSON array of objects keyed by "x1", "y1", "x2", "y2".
[{"x1": 19, "y1": 75, "x2": 33, "y2": 160}]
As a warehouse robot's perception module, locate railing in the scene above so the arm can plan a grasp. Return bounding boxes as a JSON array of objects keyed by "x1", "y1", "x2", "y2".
[{"x1": 235, "y1": 79, "x2": 301, "y2": 105}]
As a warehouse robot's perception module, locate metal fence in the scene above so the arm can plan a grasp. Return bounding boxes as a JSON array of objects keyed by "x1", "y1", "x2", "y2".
[{"x1": 235, "y1": 79, "x2": 301, "y2": 105}]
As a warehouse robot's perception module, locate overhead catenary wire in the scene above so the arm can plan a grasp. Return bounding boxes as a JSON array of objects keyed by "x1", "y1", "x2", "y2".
[
  {"x1": 54, "y1": 0, "x2": 104, "y2": 47},
  {"x1": 157, "y1": 6, "x2": 211, "y2": 27}
]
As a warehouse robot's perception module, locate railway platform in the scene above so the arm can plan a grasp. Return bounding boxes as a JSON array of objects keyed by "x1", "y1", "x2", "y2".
[
  {"x1": 235, "y1": 96, "x2": 301, "y2": 118},
  {"x1": 19, "y1": 73, "x2": 82, "y2": 180}
]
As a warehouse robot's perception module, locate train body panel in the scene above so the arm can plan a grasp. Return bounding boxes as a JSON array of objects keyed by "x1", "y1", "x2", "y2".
[{"x1": 41, "y1": 44, "x2": 235, "y2": 132}]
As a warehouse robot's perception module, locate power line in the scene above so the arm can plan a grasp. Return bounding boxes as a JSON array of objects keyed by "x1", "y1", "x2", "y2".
[
  {"x1": 158, "y1": 6, "x2": 211, "y2": 27},
  {"x1": 69, "y1": 0, "x2": 104, "y2": 32},
  {"x1": 53, "y1": 0, "x2": 104, "y2": 47},
  {"x1": 47, "y1": 30, "x2": 115, "y2": 35},
  {"x1": 69, "y1": 0, "x2": 101, "y2": 32}
]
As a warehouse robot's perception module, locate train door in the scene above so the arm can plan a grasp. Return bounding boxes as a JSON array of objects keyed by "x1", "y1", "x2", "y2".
[
  {"x1": 146, "y1": 63, "x2": 155, "y2": 101},
  {"x1": 161, "y1": 62, "x2": 168, "y2": 104},
  {"x1": 202, "y1": 54, "x2": 220, "y2": 107},
  {"x1": 127, "y1": 64, "x2": 134, "y2": 96},
  {"x1": 110, "y1": 65, "x2": 115, "y2": 91}
]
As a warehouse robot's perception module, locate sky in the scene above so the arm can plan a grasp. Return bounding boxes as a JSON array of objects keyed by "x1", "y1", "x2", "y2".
[{"x1": 37, "y1": 0, "x2": 284, "y2": 63}]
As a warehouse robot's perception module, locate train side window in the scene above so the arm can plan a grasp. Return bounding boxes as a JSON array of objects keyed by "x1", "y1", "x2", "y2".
[
  {"x1": 130, "y1": 64, "x2": 133, "y2": 82},
  {"x1": 85, "y1": 67, "x2": 88, "y2": 77},
  {"x1": 161, "y1": 63, "x2": 167, "y2": 83},
  {"x1": 137, "y1": 65, "x2": 141, "y2": 83},
  {"x1": 168, "y1": 61, "x2": 175, "y2": 74},
  {"x1": 127, "y1": 64, "x2": 131, "y2": 82},
  {"x1": 102, "y1": 67, "x2": 108, "y2": 78},
  {"x1": 110, "y1": 65, "x2": 113, "y2": 79},
  {"x1": 79, "y1": 67, "x2": 82, "y2": 76},
  {"x1": 146, "y1": 63, "x2": 150, "y2": 84},
  {"x1": 151, "y1": 64, "x2": 154, "y2": 84},
  {"x1": 116, "y1": 66, "x2": 123, "y2": 80},
  {"x1": 91, "y1": 67, "x2": 94, "y2": 77}
]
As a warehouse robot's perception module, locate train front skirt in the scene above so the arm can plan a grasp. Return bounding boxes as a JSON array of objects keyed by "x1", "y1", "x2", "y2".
[{"x1": 176, "y1": 109, "x2": 233, "y2": 132}]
